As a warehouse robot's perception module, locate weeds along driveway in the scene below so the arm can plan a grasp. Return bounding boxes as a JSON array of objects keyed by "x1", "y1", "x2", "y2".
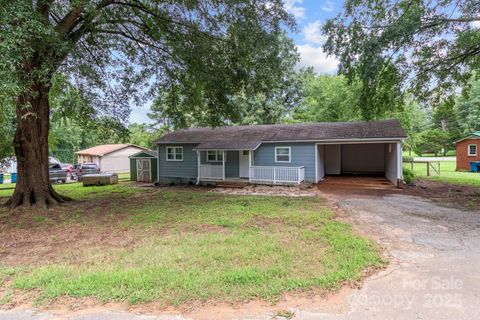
[{"x1": 296, "y1": 186, "x2": 480, "y2": 320}]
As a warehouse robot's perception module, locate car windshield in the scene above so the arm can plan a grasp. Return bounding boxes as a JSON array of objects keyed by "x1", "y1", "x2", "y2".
[
  {"x1": 82, "y1": 165, "x2": 97, "y2": 169},
  {"x1": 49, "y1": 164, "x2": 61, "y2": 169}
]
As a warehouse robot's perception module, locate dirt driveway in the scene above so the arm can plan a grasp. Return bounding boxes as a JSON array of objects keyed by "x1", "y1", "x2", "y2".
[{"x1": 2, "y1": 180, "x2": 480, "y2": 320}]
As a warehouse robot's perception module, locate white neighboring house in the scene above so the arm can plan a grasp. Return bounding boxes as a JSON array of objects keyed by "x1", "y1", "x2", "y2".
[
  {"x1": 1, "y1": 158, "x2": 17, "y2": 173},
  {"x1": 1, "y1": 156, "x2": 60, "y2": 173},
  {"x1": 76, "y1": 144, "x2": 150, "y2": 173}
]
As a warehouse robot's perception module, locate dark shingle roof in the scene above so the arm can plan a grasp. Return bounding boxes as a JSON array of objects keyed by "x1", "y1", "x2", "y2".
[{"x1": 155, "y1": 120, "x2": 407, "y2": 149}]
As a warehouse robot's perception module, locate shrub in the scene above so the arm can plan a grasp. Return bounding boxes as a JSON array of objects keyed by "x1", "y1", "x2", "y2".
[
  {"x1": 403, "y1": 167, "x2": 415, "y2": 184},
  {"x1": 403, "y1": 156, "x2": 413, "y2": 162}
]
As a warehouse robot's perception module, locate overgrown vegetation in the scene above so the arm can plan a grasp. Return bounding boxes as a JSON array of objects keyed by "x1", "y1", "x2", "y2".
[
  {"x1": 402, "y1": 168, "x2": 416, "y2": 184},
  {"x1": 0, "y1": 185, "x2": 384, "y2": 306}
]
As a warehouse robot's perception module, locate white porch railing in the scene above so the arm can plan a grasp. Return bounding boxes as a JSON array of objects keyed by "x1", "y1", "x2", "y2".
[
  {"x1": 199, "y1": 164, "x2": 223, "y2": 180},
  {"x1": 250, "y1": 166, "x2": 305, "y2": 184}
]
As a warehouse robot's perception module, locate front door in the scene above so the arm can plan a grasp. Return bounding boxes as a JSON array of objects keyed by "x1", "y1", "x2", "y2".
[
  {"x1": 137, "y1": 159, "x2": 151, "y2": 182},
  {"x1": 239, "y1": 150, "x2": 250, "y2": 178}
]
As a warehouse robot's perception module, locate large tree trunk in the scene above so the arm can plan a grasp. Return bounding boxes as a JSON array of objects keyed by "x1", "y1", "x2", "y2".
[{"x1": 5, "y1": 82, "x2": 68, "y2": 208}]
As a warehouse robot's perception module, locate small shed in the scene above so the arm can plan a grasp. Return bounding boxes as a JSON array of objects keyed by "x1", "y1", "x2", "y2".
[
  {"x1": 455, "y1": 131, "x2": 480, "y2": 171},
  {"x1": 129, "y1": 150, "x2": 158, "y2": 182}
]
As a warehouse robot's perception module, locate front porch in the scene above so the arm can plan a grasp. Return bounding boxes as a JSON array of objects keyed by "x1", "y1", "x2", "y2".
[{"x1": 195, "y1": 150, "x2": 305, "y2": 185}]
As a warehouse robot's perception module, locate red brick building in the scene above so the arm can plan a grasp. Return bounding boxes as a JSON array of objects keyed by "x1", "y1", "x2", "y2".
[{"x1": 456, "y1": 132, "x2": 480, "y2": 171}]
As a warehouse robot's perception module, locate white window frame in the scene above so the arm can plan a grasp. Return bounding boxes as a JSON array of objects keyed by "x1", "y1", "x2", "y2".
[
  {"x1": 468, "y1": 144, "x2": 477, "y2": 156},
  {"x1": 206, "y1": 150, "x2": 226, "y2": 162},
  {"x1": 166, "y1": 146, "x2": 183, "y2": 161},
  {"x1": 275, "y1": 146, "x2": 291, "y2": 163}
]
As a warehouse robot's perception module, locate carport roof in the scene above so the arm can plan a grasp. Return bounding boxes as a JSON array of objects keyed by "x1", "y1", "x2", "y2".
[{"x1": 155, "y1": 119, "x2": 407, "y2": 149}]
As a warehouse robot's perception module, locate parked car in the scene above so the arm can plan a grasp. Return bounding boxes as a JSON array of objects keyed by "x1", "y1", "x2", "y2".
[
  {"x1": 49, "y1": 163, "x2": 67, "y2": 183},
  {"x1": 72, "y1": 163, "x2": 101, "y2": 181},
  {"x1": 60, "y1": 163, "x2": 74, "y2": 177}
]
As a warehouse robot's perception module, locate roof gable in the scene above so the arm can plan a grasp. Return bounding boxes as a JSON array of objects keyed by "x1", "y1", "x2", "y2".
[
  {"x1": 129, "y1": 150, "x2": 158, "y2": 158},
  {"x1": 455, "y1": 131, "x2": 480, "y2": 144},
  {"x1": 76, "y1": 144, "x2": 149, "y2": 156},
  {"x1": 155, "y1": 120, "x2": 407, "y2": 149}
]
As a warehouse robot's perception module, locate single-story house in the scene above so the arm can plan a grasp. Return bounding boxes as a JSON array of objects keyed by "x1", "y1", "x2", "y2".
[
  {"x1": 455, "y1": 131, "x2": 480, "y2": 171},
  {"x1": 129, "y1": 150, "x2": 158, "y2": 182},
  {"x1": 76, "y1": 144, "x2": 150, "y2": 173},
  {"x1": 154, "y1": 120, "x2": 407, "y2": 187}
]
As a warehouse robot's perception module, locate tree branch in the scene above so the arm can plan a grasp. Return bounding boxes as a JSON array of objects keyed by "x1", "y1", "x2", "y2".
[{"x1": 55, "y1": 5, "x2": 85, "y2": 34}]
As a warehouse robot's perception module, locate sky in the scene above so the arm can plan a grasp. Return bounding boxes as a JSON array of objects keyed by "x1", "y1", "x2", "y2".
[{"x1": 128, "y1": 0, "x2": 342, "y2": 124}]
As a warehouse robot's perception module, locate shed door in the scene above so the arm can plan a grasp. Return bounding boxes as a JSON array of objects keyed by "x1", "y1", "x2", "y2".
[{"x1": 137, "y1": 159, "x2": 151, "y2": 182}]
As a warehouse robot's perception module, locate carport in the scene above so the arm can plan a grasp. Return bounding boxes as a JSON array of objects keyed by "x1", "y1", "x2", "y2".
[{"x1": 316, "y1": 140, "x2": 403, "y2": 187}]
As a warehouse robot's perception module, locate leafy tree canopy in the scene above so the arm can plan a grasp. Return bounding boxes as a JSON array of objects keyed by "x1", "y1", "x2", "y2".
[
  {"x1": 456, "y1": 73, "x2": 480, "y2": 134},
  {"x1": 148, "y1": 33, "x2": 300, "y2": 128},
  {"x1": 128, "y1": 123, "x2": 156, "y2": 149},
  {"x1": 292, "y1": 69, "x2": 361, "y2": 122},
  {"x1": 0, "y1": 0, "x2": 295, "y2": 125},
  {"x1": 413, "y1": 128, "x2": 451, "y2": 156},
  {"x1": 431, "y1": 98, "x2": 461, "y2": 143},
  {"x1": 323, "y1": 0, "x2": 480, "y2": 119},
  {"x1": 0, "y1": 0, "x2": 295, "y2": 207}
]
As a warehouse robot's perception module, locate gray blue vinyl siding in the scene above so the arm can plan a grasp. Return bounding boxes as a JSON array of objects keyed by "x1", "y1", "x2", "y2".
[
  {"x1": 157, "y1": 142, "x2": 317, "y2": 183},
  {"x1": 200, "y1": 151, "x2": 239, "y2": 178},
  {"x1": 253, "y1": 142, "x2": 316, "y2": 182},
  {"x1": 158, "y1": 144, "x2": 198, "y2": 182}
]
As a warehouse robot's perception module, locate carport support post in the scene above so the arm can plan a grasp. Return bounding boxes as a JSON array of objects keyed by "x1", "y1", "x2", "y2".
[
  {"x1": 222, "y1": 150, "x2": 225, "y2": 181},
  {"x1": 397, "y1": 142, "x2": 403, "y2": 188},
  {"x1": 249, "y1": 150, "x2": 252, "y2": 183},
  {"x1": 196, "y1": 150, "x2": 200, "y2": 185}
]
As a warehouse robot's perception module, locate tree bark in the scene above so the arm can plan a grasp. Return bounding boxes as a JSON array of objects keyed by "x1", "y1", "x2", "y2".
[{"x1": 5, "y1": 82, "x2": 69, "y2": 208}]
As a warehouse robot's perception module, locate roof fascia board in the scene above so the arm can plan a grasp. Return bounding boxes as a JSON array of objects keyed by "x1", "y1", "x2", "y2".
[
  {"x1": 454, "y1": 135, "x2": 480, "y2": 144},
  {"x1": 260, "y1": 138, "x2": 405, "y2": 144},
  {"x1": 156, "y1": 142, "x2": 201, "y2": 145}
]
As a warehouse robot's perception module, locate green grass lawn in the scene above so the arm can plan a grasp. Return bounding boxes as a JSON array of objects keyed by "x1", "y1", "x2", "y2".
[
  {"x1": 0, "y1": 172, "x2": 131, "y2": 197},
  {"x1": 0, "y1": 183, "x2": 383, "y2": 307},
  {"x1": 404, "y1": 161, "x2": 480, "y2": 186}
]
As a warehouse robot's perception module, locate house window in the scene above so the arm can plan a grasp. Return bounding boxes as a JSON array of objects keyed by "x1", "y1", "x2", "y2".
[
  {"x1": 468, "y1": 144, "x2": 477, "y2": 156},
  {"x1": 275, "y1": 147, "x2": 291, "y2": 163},
  {"x1": 166, "y1": 146, "x2": 183, "y2": 161},
  {"x1": 207, "y1": 150, "x2": 225, "y2": 162}
]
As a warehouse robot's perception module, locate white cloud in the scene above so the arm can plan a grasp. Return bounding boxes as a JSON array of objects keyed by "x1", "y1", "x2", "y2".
[
  {"x1": 296, "y1": 44, "x2": 339, "y2": 74},
  {"x1": 470, "y1": 21, "x2": 480, "y2": 29},
  {"x1": 303, "y1": 20, "x2": 326, "y2": 45},
  {"x1": 321, "y1": 0, "x2": 335, "y2": 12},
  {"x1": 284, "y1": 0, "x2": 306, "y2": 19}
]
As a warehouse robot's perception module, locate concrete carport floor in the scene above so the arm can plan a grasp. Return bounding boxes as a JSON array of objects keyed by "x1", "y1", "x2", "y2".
[{"x1": 317, "y1": 175, "x2": 401, "y2": 198}]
